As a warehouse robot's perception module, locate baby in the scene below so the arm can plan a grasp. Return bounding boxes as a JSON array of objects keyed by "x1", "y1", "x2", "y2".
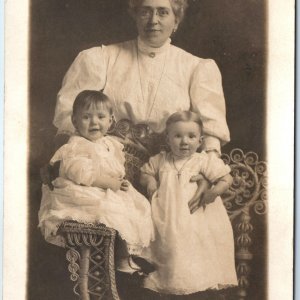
[
  {"x1": 38, "y1": 90, "x2": 154, "y2": 274},
  {"x1": 140, "y1": 111, "x2": 238, "y2": 295}
]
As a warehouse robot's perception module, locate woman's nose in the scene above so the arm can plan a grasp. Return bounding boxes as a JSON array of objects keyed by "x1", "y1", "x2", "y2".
[{"x1": 149, "y1": 10, "x2": 159, "y2": 24}]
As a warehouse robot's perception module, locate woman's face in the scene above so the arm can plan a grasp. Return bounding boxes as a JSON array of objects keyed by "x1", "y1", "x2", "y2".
[{"x1": 135, "y1": 0, "x2": 178, "y2": 48}]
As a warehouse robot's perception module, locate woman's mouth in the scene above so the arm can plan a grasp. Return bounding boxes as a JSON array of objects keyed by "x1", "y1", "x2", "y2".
[{"x1": 145, "y1": 29, "x2": 161, "y2": 33}]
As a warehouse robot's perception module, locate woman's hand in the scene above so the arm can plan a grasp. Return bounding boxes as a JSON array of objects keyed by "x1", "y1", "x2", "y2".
[
  {"x1": 188, "y1": 174, "x2": 210, "y2": 214},
  {"x1": 189, "y1": 189, "x2": 218, "y2": 213},
  {"x1": 201, "y1": 190, "x2": 218, "y2": 206},
  {"x1": 188, "y1": 194, "x2": 204, "y2": 214},
  {"x1": 190, "y1": 173, "x2": 205, "y2": 183}
]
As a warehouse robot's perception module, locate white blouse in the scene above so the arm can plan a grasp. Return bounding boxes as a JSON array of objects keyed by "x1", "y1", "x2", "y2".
[{"x1": 54, "y1": 37, "x2": 230, "y2": 152}]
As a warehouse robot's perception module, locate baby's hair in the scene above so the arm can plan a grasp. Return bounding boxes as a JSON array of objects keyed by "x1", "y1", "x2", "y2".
[
  {"x1": 165, "y1": 111, "x2": 203, "y2": 133},
  {"x1": 72, "y1": 90, "x2": 113, "y2": 116}
]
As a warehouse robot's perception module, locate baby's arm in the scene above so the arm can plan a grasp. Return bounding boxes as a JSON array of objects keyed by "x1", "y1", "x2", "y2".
[
  {"x1": 62, "y1": 156, "x2": 124, "y2": 192},
  {"x1": 201, "y1": 173, "x2": 233, "y2": 206},
  {"x1": 140, "y1": 173, "x2": 158, "y2": 200},
  {"x1": 140, "y1": 153, "x2": 162, "y2": 200},
  {"x1": 92, "y1": 175, "x2": 124, "y2": 192}
]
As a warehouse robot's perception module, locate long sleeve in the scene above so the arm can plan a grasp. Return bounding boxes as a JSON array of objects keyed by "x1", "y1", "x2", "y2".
[
  {"x1": 53, "y1": 47, "x2": 108, "y2": 134},
  {"x1": 190, "y1": 59, "x2": 230, "y2": 152}
]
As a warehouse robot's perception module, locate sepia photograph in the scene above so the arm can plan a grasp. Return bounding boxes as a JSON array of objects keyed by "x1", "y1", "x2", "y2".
[{"x1": 4, "y1": 0, "x2": 294, "y2": 299}]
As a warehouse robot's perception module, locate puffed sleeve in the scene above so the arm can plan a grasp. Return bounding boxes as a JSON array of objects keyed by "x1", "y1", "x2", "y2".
[
  {"x1": 199, "y1": 153, "x2": 231, "y2": 183},
  {"x1": 50, "y1": 144, "x2": 95, "y2": 186},
  {"x1": 53, "y1": 47, "x2": 108, "y2": 134},
  {"x1": 62, "y1": 157, "x2": 95, "y2": 186},
  {"x1": 140, "y1": 152, "x2": 165, "y2": 178},
  {"x1": 190, "y1": 59, "x2": 230, "y2": 152}
]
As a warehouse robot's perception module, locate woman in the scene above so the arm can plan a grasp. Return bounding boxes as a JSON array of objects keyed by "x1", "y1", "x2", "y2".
[
  {"x1": 48, "y1": 0, "x2": 231, "y2": 299},
  {"x1": 53, "y1": 0, "x2": 229, "y2": 156}
]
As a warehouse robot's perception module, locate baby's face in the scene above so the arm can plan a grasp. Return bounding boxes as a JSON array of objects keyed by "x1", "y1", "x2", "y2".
[
  {"x1": 167, "y1": 121, "x2": 202, "y2": 158},
  {"x1": 72, "y1": 103, "x2": 112, "y2": 142}
]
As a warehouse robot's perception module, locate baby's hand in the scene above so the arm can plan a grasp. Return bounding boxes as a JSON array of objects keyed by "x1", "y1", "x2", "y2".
[
  {"x1": 146, "y1": 181, "x2": 158, "y2": 199},
  {"x1": 120, "y1": 180, "x2": 130, "y2": 191},
  {"x1": 108, "y1": 177, "x2": 123, "y2": 192}
]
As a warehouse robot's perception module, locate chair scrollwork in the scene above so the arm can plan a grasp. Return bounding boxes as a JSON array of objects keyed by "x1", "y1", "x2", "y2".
[
  {"x1": 55, "y1": 120, "x2": 266, "y2": 300},
  {"x1": 221, "y1": 149, "x2": 267, "y2": 300}
]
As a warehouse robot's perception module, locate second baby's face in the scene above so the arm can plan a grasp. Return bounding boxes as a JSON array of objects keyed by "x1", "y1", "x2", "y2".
[
  {"x1": 167, "y1": 121, "x2": 202, "y2": 158},
  {"x1": 72, "y1": 103, "x2": 112, "y2": 142}
]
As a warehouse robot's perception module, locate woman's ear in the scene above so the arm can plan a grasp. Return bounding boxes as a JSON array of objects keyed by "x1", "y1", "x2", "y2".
[
  {"x1": 174, "y1": 16, "x2": 180, "y2": 30},
  {"x1": 174, "y1": 23, "x2": 178, "y2": 33}
]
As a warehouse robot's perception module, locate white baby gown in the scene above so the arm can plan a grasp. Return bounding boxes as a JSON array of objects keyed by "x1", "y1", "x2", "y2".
[
  {"x1": 38, "y1": 135, "x2": 154, "y2": 253},
  {"x1": 141, "y1": 151, "x2": 238, "y2": 294}
]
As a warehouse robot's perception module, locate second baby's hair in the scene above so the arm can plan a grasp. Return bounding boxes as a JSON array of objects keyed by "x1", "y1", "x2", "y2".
[
  {"x1": 165, "y1": 111, "x2": 203, "y2": 133},
  {"x1": 72, "y1": 90, "x2": 113, "y2": 116}
]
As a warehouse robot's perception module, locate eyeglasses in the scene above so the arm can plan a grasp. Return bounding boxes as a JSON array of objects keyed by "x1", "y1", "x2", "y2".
[{"x1": 137, "y1": 7, "x2": 171, "y2": 19}]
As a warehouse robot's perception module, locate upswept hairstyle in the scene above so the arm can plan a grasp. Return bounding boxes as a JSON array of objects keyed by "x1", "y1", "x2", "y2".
[
  {"x1": 72, "y1": 90, "x2": 113, "y2": 116},
  {"x1": 165, "y1": 110, "x2": 203, "y2": 133},
  {"x1": 128, "y1": 0, "x2": 188, "y2": 23}
]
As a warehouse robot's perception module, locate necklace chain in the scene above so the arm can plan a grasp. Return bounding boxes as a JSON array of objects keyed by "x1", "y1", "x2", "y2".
[
  {"x1": 102, "y1": 139, "x2": 110, "y2": 151},
  {"x1": 172, "y1": 155, "x2": 193, "y2": 179},
  {"x1": 136, "y1": 41, "x2": 168, "y2": 122}
]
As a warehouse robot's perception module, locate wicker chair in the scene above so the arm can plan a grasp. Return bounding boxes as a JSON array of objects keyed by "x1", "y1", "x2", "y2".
[{"x1": 57, "y1": 119, "x2": 267, "y2": 300}]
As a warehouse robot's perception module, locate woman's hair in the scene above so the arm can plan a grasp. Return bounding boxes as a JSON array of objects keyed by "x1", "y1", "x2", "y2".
[
  {"x1": 128, "y1": 0, "x2": 188, "y2": 23},
  {"x1": 72, "y1": 90, "x2": 113, "y2": 116},
  {"x1": 165, "y1": 110, "x2": 203, "y2": 133}
]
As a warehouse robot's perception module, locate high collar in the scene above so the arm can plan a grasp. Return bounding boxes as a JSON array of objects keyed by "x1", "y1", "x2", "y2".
[{"x1": 137, "y1": 36, "x2": 171, "y2": 56}]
